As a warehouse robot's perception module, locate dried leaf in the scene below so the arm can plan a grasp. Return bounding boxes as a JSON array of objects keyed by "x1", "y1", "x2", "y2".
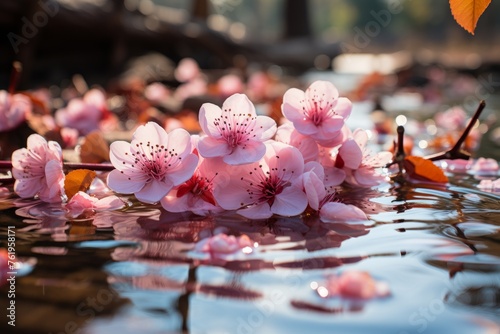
[
  {"x1": 80, "y1": 131, "x2": 110, "y2": 163},
  {"x1": 64, "y1": 169, "x2": 96, "y2": 200},
  {"x1": 403, "y1": 156, "x2": 448, "y2": 183},
  {"x1": 449, "y1": 0, "x2": 491, "y2": 35}
]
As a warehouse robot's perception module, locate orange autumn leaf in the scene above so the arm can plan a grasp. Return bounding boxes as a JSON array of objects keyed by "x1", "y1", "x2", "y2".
[
  {"x1": 403, "y1": 156, "x2": 448, "y2": 183},
  {"x1": 449, "y1": 0, "x2": 491, "y2": 35},
  {"x1": 80, "y1": 131, "x2": 110, "y2": 163},
  {"x1": 64, "y1": 169, "x2": 97, "y2": 199}
]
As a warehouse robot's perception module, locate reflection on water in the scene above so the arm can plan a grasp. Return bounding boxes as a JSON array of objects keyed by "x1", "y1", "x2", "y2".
[{"x1": 0, "y1": 173, "x2": 499, "y2": 333}]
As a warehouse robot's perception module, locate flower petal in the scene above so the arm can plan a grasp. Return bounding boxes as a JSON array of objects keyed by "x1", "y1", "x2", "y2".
[
  {"x1": 167, "y1": 153, "x2": 199, "y2": 186},
  {"x1": 272, "y1": 186, "x2": 308, "y2": 216},
  {"x1": 135, "y1": 179, "x2": 174, "y2": 204},
  {"x1": 223, "y1": 141, "x2": 266, "y2": 165},
  {"x1": 198, "y1": 136, "x2": 231, "y2": 158},
  {"x1": 320, "y1": 202, "x2": 367, "y2": 222},
  {"x1": 107, "y1": 169, "x2": 146, "y2": 194},
  {"x1": 237, "y1": 202, "x2": 273, "y2": 219}
]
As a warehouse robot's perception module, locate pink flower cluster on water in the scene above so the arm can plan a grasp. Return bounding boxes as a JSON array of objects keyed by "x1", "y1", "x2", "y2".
[{"x1": 11, "y1": 81, "x2": 393, "y2": 221}]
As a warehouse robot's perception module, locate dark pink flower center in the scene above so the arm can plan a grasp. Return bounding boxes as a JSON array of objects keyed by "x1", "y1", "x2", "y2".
[
  {"x1": 124, "y1": 141, "x2": 182, "y2": 181},
  {"x1": 213, "y1": 107, "x2": 258, "y2": 149},
  {"x1": 176, "y1": 174, "x2": 216, "y2": 205}
]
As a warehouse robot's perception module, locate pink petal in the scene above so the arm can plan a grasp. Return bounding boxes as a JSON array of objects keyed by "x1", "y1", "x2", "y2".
[
  {"x1": 198, "y1": 136, "x2": 232, "y2": 158},
  {"x1": 272, "y1": 186, "x2": 308, "y2": 216},
  {"x1": 320, "y1": 202, "x2": 367, "y2": 222},
  {"x1": 223, "y1": 142, "x2": 266, "y2": 165},
  {"x1": 305, "y1": 81, "x2": 339, "y2": 106},
  {"x1": 333, "y1": 97, "x2": 352, "y2": 119},
  {"x1": 267, "y1": 142, "x2": 304, "y2": 182},
  {"x1": 303, "y1": 170, "x2": 326, "y2": 211},
  {"x1": 95, "y1": 196, "x2": 125, "y2": 211},
  {"x1": 166, "y1": 128, "x2": 193, "y2": 157},
  {"x1": 237, "y1": 202, "x2": 273, "y2": 219},
  {"x1": 14, "y1": 179, "x2": 42, "y2": 198},
  {"x1": 107, "y1": 169, "x2": 147, "y2": 194},
  {"x1": 109, "y1": 141, "x2": 136, "y2": 171},
  {"x1": 135, "y1": 179, "x2": 174, "y2": 204},
  {"x1": 44, "y1": 159, "x2": 65, "y2": 200},
  {"x1": 282, "y1": 88, "x2": 306, "y2": 123},
  {"x1": 199, "y1": 103, "x2": 223, "y2": 137},
  {"x1": 339, "y1": 139, "x2": 363, "y2": 169},
  {"x1": 166, "y1": 153, "x2": 199, "y2": 186},
  {"x1": 323, "y1": 167, "x2": 346, "y2": 187},
  {"x1": 133, "y1": 122, "x2": 169, "y2": 147},
  {"x1": 253, "y1": 115, "x2": 277, "y2": 140},
  {"x1": 353, "y1": 167, "x2": 385, "y2": 187}
]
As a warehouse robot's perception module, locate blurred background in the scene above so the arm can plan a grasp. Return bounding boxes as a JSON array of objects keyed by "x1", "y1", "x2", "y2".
[
  {"x1": 1, "y1": 0, "x2": 500, "y2": 159},
  {"x1": 1, "y1": 0, "x2": 500, "y2": 86}
]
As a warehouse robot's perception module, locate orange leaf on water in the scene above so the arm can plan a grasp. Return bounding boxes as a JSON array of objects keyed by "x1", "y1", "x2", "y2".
[
  {"x1": 403, "y1": 156, "x2": 448, "y2": 183},
  {"x1": 64, "y1": 169, "x2": 97, "y2": 199},
  {"x1": 79, "y1": 131, "x2": 110, "y2": 163},
  {"x1": 449, "y1": 0, "x2": 491, "y2": 35}
]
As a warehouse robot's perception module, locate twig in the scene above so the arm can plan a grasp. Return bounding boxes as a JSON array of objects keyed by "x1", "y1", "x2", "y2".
[{"x1": 425, "y1": 100, "x2": 486, "y2": 161}]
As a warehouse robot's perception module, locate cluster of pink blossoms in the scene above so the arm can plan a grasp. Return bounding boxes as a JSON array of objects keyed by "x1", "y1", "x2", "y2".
[
  {"x1": 105, "y1": 81, "x2": 391, "y2": 221},
  {"x1": 8, "y1": 81, "x2": 393, "y2": 221}
]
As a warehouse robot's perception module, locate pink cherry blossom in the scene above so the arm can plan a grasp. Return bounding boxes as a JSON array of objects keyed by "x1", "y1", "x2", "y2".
[
  {"x1": 195, "y1": 233, "x2": 255, "y2": 257},
  {"x1": 331, "y1": 129, "x2": 392, "y2": 187},
  {"x1": 314, "y1": 271, "x2": 390, "y2": 299},
  {"x1": 198, "y1": 93, "x2": 277, "y2": 165},
  {"x1": 55, "y1": 88, "x2": 107, "y2": 135},
  {"x1": 175, "y1": 58, "x2": 200, "y2": 82},
  {"x1": 282, "y1": 80, "x2": 352, "y2": 147},
  {"x1": 60, "y1": 127, "x2": 79, "y2": 148},
  {"x1": 213, "y1": 141, "x2": 307, "y2": 219},
  {"x1": 435, "y1": 106, "x2": 467, "y2": 131},
  {"x1": 471, "y1": 158, "x2": 499, "y2": 174},
  {"x1": 174, "y1": 77, "x2": 208, "y2": 101},
  {"x1": 144, "y1": 82, "x2": 170, "y2": 104},
  {"x1": 11, "y1": 134, "x2": 65, "y2": 203},
  {"x1": 275, "y1": 122, "x2": 319, "y2": 163},
  {"x1": 161, "y1": 156, "x2": 223, "y2": 216},
  {"x1": 65, "y1": 191, "x2": 125, "y2": 218},
  {"x1": 0, "y1": 90, "x2": 31, "y2": 132},
  {"x1": 301, "y1": 161, "x2": 367, "y2": 221},
  {"x1": 217, "y1": 74, "x2": 245, "y2": 98},
  {"x1": 107, "y1": 122, "x2": 198, "y2": 204}
]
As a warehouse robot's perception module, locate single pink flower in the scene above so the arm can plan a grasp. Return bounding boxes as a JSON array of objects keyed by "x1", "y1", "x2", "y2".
[
  {"x1": 471, "y1": 158, "x2": 499, "y2": 174},
  {"x1": 319, "y1": 202, "x2": 368, "y2": 222},
  {"x1": 217, "y1": 74, "x2": 245, "y2": 98},
  {"x1": 55, "y1": 89, "x2": 106, "y2": 135},
  {"x1": 198, "y1": 93, "x2": 277, "y2": 165},
  {"x1": 107, "y1": 122, "x2": 198, "y2": 204},
  {"x1": 315, "y1": 271, "x2": 390, "y2": 299},
  {"x1": 65, "y1": 191, "x2": 125, "y2": 218},
  {"x1": 195, "y1": 233, "x2": 254, "y2": 257},
  {"x1": 301, "y1": 161, "x2": 366, "y2": 221},
  {"x1": 275, "y1": 122, "x2": 319, "y2": 163},
  {"x1": 213, "y1": 141, "x2": 308, "y2": 219},
  {"x1": 0, "y1": 90, "x2": 31, "y2": 132},
  {"x1": 175, "y1": 58, "x2": 200, "y2": 82},
  {"x1": 161, "y1": 156, "x2": 223, "y2": 216},
  {"x1": 282, "y1": 81, "x2": 352, "y2": 147},
  {"x1": 333, "y1": 129, "x2": 392, "y2": 187},
  {"x1": 11, "y1": 134, "x2": 65, "y2": 203},
  {"x1": 435, "y1": 106, "x2": 467, "y2": 131},
  {"x1": 144, "y1": 82, "x2": 170, "y2": 104}
]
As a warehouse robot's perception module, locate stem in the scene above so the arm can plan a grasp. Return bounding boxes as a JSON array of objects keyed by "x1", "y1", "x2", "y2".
[
  {"x1": 8, "y1": 61, "x2": 22, "y2": 94},
  {"x1": 0, "y1": 161, "x2": 115, "y2": 171},
  {"x1": 426, "y1": 100, "x2": 486, "y2": 161}
]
